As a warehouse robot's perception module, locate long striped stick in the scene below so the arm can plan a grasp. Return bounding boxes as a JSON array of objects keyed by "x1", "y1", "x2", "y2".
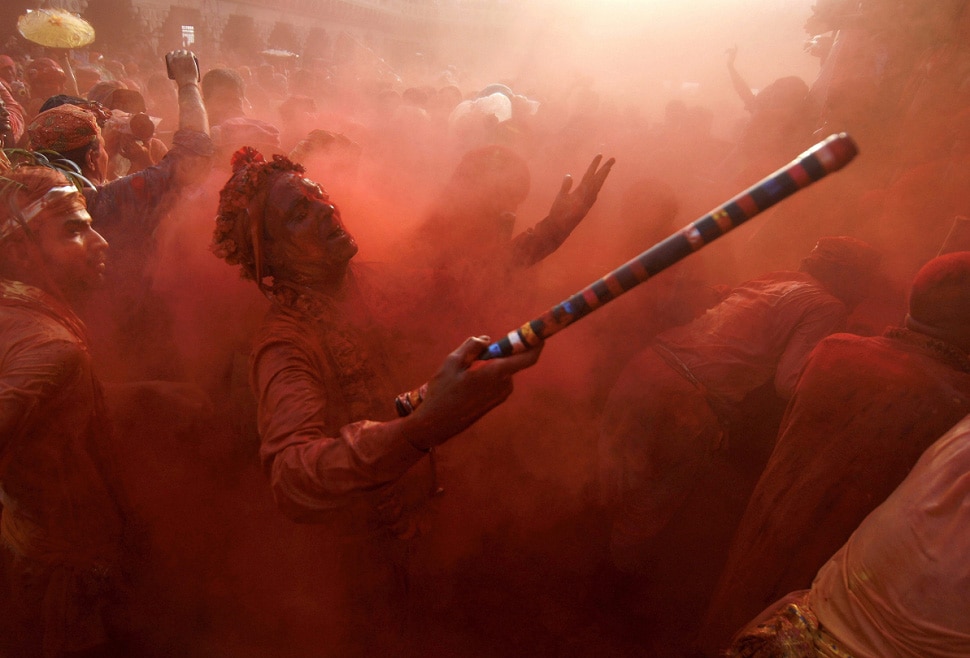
[{"x1": 395, "y1": 133, "x2": 859, "y2": 416}]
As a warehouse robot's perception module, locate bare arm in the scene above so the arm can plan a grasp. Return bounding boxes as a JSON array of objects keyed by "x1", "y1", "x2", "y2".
[
  {"x1": 510, "y1": 154, "x2": 615, "y2": 267},
  {"x1": 726, "y1": 45, "x2": 757, "y2": 112}
]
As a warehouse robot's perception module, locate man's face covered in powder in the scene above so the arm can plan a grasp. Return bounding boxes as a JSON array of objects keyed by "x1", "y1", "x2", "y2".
[
  {"x1": 264, "y1": 173, "x2": 358, "y2": 279},
  {"x1": 33, "y1": 196, "x2": 108, "y2": 295}
]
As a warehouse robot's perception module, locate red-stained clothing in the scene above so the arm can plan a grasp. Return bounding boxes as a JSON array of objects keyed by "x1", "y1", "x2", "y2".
[
  {"x1": 80, "y1": 129, "x2": 214, "y2": 381},
  {"x1": 810, "y1": 413, "x2": 970, "y2": 658},
  {"x1": 0, "y1": 280, "x2": 125, "y2": 657},
  {"x1": 600, "y1": 271, "x2": 847, "y2": 575},
  {"x1": 250, "y1": 272, "x2": 435, "y2": 533},
  {"x1": 728, "y1": 413, "x2": 970, "y2": 658},
  {"x1": 702, "y1": 328, "x2": 970, "y2": 655},
  {"x1": 657, "y1": 271, "x2": 849, "y2": 406},
  {"x1": 84, "y1": 129, "x2": 213, "y2": 260},
  {"x1": 247, "y1": 273, "x2": 436, "y2": 655}
]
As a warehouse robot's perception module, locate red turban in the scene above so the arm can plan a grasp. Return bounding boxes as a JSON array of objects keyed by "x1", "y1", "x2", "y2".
[
  {"x1": 28, "y1": 105, "x2": 101, "y2": 153},
  {"x1": 909, "y1": 252, "x2": 970, "y2": 337},
  {"x1": 25, "y1": 58, "x2": 65, "y2": 86}
]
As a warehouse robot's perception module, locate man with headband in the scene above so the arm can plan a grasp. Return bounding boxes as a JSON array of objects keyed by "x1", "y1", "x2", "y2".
[
  {"x1": 212, "y1": 147, "x2": 541, "y2": 654},
  {"x1": 699, "y1": 250, "x2": 970, "y2": 655},
  {"x1": 0, "y1": 162, "x2": 127, "y2": 657}
]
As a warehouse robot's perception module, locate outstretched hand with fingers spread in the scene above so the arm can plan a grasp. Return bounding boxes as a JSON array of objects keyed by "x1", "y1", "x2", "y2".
[{"x1": 545, "y1": 154, "x2": 616, "y2": 233}]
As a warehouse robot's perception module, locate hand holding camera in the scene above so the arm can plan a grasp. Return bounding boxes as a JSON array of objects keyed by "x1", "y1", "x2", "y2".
[{"x1": 165, "y1": 50, "x2": 201, "y2": 86}]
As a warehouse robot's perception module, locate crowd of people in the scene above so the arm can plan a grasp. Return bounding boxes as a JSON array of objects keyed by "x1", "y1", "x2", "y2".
[{"x1": 1, "y1": 0, "x2": 970, "y2": 656}]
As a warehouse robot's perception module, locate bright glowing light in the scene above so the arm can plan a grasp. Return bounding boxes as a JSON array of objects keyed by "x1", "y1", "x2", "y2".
[{"x1": 496, "y1": 0, "x2": 818, "y2": 133}]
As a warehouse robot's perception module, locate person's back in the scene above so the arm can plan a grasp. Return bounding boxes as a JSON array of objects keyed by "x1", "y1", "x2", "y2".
[
  {"x1": 658, "y1": 270, "x2": 846, "y2": 406},
  {"x1": 598, "y1": 237, "x2": 879, "y2": 650},
  {"x1": 725, "y1": 412, "x2": 970, "y2": 658},
  {"x1": 809, "y1": 413, "x2": 970, "y2": 658},
  {"x1": 700, "y1": 251, "x2": 970, "y2": 655},
  {"x1": 600, "y1": 268, "x2": 854, "y2": 567}
]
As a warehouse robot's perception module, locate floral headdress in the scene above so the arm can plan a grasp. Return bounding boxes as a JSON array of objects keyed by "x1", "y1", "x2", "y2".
[{"x1": 211, "y1": 146, "x2": 305, "y2": 293}]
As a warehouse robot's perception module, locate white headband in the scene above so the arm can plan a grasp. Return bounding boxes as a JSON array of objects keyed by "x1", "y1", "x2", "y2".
[
  {"x1": 0, "y1": 185, "x2": 86, "y2": 241},
  {"x1": 19, "y1": 185, "x2": 78, "y2": 222}
]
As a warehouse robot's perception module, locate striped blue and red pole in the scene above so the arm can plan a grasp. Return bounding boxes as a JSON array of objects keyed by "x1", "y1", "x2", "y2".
[{"x1": 395, "y1": 133, "x2": 858, "y2": 416}]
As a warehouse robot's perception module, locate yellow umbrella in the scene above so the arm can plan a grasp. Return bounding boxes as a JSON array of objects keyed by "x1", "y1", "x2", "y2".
[{"x1": 17, "y1": 9, "x2": 95, "y2": 49}]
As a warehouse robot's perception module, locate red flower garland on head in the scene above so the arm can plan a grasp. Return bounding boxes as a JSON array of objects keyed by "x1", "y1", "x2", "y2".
[
  {"x1": 230, "y1": 145, "x2": 265, "y2": 172},
  {"x1": 211, "y1": 147, "x2": 307, "y2": 283}
]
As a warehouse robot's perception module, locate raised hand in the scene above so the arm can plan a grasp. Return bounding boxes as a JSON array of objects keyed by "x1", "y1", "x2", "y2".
[
  {"x1": 545, "y1": 153, "x2": 616, "y2": 231},
  {"x1": 165, "y1": 49, "x2": 200, "y2": 86}
]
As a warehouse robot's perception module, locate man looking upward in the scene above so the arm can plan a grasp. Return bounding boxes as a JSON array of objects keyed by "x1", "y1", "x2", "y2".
[{"x1": 212, "y1": 147, "x2": 542, "y2": 654}]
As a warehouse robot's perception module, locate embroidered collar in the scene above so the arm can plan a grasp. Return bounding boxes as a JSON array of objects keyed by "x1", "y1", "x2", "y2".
[{"x1": 885, "y1": 326, "x2": 970, "y2": 373}]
